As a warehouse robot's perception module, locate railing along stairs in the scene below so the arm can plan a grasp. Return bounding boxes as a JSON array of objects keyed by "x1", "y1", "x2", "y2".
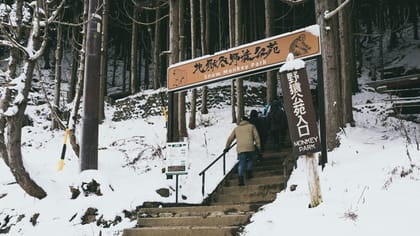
[{"x1": 198, "y1": 142, "x2": 236, "y2": 196}]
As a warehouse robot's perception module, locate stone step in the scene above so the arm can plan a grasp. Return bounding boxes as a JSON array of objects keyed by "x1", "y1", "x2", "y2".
[
  {"x1": 230, "y1": 165, "x2": 283, "y2": 175},
  {"x1": 138, "y1": 204, "x2": 261, "y2": 218},
  {"x1": 231, "y1": 169, "x2": 283, "y2": 178},
  {"x1": 212, "y1": 190, "x2": 278, "y2": 205},
  {"x1": 137, "y1": 214, "x2": 252, "y2": 227},
  {"x1": 123, "y1": 226, "x2": 238, "y2": 236},
  {"x1": 225, "y1": 175, "x2": 286, "y2": 186},
  {"x1": 219, "y1": 182, "x2": 284, "y2": 195},
  {"x1": 256, "y1": 157, "x2": 285, "y2": 165}
]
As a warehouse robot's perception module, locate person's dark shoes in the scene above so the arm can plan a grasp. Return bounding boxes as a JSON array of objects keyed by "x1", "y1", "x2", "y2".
[
  {"x1": 246, "y1": 170, "x2": 253, "y2": 179},
  {"x1": 238, "y1": 176, "x2": 245, "y2": 186}
]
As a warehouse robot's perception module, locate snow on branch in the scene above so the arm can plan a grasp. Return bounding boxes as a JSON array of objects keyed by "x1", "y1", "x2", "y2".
[
  {"x1": 0, "y1": 39, "x2": 13, "y2": 47},
  {"x1": 46, "y1": 0, "x2": 65, "y2": 24},
  {"x1": 324, "y1": 0, "x2": 351, "y2": 20}
]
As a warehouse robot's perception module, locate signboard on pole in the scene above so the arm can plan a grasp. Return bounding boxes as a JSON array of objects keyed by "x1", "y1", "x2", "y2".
[
  {"x1": 167, "y1": 25, "x2": 321, "y2": 92},
  {"x1": 166, "y1": 142, "x2": 188, "y2": 175},
  {"x1": 279, "y1": 58, "x2": 321, "y2": 156}
]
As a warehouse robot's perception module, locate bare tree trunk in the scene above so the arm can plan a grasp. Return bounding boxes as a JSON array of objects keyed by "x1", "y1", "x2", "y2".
[
  {"x1": 378, "y1": 0, "x2": 385, "y2": 80},
  {"x1": 153, "y1": 6, "x2": 161, "y2": 89},
  {"x1": 235, "y1": 0, "x2": 244, "y2": 123},
  {"x1": 178, "y1": 0, "x2": 188, "y2": 138},
  {"x1": 131, "y1": 6, "x2": 139, "y2": 94},
  {"x1": 228, "y1": 0, "x2": 236, "y2": 123},
  {"x1": 143, "y1": 12, "x2": 150, "y2": 90},
  {"x1": 409, "y1": 0, "x2": 419, "y2": 40},
  {"x1": 69, "y1": 0, "x2": 89, "y2": 157},
  {"x1": 111, "y1": 45, "x2": 118, "y2": 87},
  {"x1": 338, "y1": 0, "x2": 355, "y2": 126},
  {"x1": 5, "y1": 60, "x2": 47, "y2": 199},
  {"x1": 7, "y1": 83, "x2": 47, "y2": 199},
  {"x1": 8, "y1": 112, "x2": 47, "y2": 199},
  {"x1": 265, "y1": 0, "x2": 277, "y2": 104},
  {"x1": 7, "y1": 0, "x2": 23, "y2": 79},
  {"x1": 68, "y1": 11, "x2": 79, "y2": 103},
  {"x1": 99, "y1": 0, "x2": 109, "y2": 121},
  {"x1": 52, "y1": 21, "x2": 63, "y2": 129},
  {"x1": 123, "y1": 45, "x2": 128, "y2": 91},
  {"x1": 199, "y1": 0, "x2": 209, "y2": 115},
  {"x1": 188, "y1": 0, "x2": 197, "y2": 129},
  {"x1": 315, "y1": 0, "x2": 341, "y2": 149},
  {"x1": 169, "y1": 0, "x2": 180, "y2": 141},
  {"x1": 68, "y1": 0, "x2": 80, "y2": 103},
  {"x1": 0, "y1": 90, "x2": 11, "y2": 166}
]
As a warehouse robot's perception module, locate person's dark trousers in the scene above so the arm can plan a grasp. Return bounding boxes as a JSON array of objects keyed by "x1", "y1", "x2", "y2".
[{"x1": 237, "y1": 152, "x2": 254, "y2": 185}]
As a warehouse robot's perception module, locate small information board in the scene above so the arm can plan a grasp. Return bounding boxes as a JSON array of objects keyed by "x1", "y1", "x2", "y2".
[{"x1": 166, "y1": 142, "x2": 188, "y2": 175}]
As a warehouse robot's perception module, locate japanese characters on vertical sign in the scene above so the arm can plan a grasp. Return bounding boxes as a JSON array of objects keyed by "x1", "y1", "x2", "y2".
[
  {"x1": 279, "y1": 66, "x2": 321, "y2": 156},
  {"x1": 167, "y1": 25, "x2": 321, "y2": 92},
  {"x1": 166, "y1": 142, "x2": 188, "y2": 175}
]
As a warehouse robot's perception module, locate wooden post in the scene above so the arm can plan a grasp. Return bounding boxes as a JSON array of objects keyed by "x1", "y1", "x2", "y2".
[
  {"x1": 80, "y1": 0, "x2": 102, "y2": 171},
  {"x1": 305, "y1": 153, "x2": 322, "y2": 207}
]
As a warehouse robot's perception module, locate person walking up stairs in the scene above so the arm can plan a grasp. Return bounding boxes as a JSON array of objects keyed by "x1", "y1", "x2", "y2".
[{"x1": 224, "y1": 116, "x2": 261, "y2": 186}]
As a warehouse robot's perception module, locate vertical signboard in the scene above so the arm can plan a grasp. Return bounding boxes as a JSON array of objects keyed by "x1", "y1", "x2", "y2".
[
  {"x1": 166, "y1": 142, "x2": 188, "y2": 175},
  {"x1": 279, "y1": 64, "x2": 321, "y2": 156}
]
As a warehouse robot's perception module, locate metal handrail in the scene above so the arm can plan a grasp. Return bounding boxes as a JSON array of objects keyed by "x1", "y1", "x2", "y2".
[{"x1": 198, "y1": 142, "x2": 236, "y2": 196}]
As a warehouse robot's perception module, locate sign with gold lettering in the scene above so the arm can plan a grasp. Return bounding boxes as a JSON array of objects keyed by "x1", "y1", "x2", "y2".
[{"x1": 167, "y1": 25, "x2": 321, "y2": 92}]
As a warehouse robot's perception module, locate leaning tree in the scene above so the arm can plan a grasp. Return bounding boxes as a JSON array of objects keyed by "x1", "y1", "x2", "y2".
[{"x1": 0, "y1": 0, "x2": 65, "y2": 199}]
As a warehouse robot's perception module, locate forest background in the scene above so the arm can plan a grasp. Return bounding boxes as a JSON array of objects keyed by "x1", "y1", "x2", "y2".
[{"x1": 0, "y1": 0, "x2": 419, "y2": 207}]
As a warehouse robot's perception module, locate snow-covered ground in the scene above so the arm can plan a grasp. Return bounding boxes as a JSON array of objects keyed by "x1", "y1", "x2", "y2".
[{"x1": 1, "y1": 71, "x2": 419, "y2": 236}]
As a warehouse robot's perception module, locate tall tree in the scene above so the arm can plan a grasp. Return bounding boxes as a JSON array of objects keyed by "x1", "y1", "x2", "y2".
[
  {"x1": 69, "y1": 0, "x2": 89, "y2": 157},
  {"x1": 315, "y1": 0, "x2": 342, "y2": 149},
  {"x1": 178, "y1": 0, "x2": 188, "y2": 139},
  {"x1": 265, "y1": 0, "x2": 277, "y2": 104},
  {"x1": 52, "y1": 19, "x2": 64, "y2": 129},
  {"x1": 228, "y1": 0, "x2": 237, "y2": 123},
  {"x1": 169, "y1": 0, "x2": 180, "y2": 141},
  {"x1": 131, "y1": 5, "x2": 140, "y2": 94},
  {"x1": 338, "y1": 0, "x2": 355, "y2": 126},
  {"x1": 99, "y1": 0, "x2": 110, "y2": 121},
  {"x1": 409, "y1": 0, "x2": 418, "y2": 40},
  {"x1": 199, "y1": 0, "x2": 209, "y2": 115},
  {"x1": 80, "y1": 0, "x2": 103, "y2": 171},
  {"x1": 235, "y1": 0, "x2": 244, "y2": 123},
  {"x1": 188, "y1": 0, "x2": 198, "y2": 129},
  {"x1": 0, "y1": 0, "x2": 65, "y2": 199},
  {"x1": 67, "y1": 0, "x2": 81, "y2": 103},
  {"x1": 153, "y1": 5, "x2": 162, "y2": 89}
]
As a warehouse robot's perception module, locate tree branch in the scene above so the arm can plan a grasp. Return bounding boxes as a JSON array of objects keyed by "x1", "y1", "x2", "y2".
[
  {"x1": 35, "y1": 62, "x2": 66, "y2": 130},
  {"x1": 324, "y1": 0, "x2": 351, "y2": 20}
]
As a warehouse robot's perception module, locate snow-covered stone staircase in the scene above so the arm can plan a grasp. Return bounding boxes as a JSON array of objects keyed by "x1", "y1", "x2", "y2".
[{"x1": 123, "y1": 148, "x2": 295, "y2": 236}]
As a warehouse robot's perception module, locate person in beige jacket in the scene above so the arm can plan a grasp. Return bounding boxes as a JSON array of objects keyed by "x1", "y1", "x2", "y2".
[{"x1": 224, "y1": 117, "x2": 261, "y2": 186}]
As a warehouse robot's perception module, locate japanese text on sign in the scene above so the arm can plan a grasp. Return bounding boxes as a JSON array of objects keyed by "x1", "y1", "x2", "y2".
[{"x1": 279, "y1": 67, "x2": 321, "y2": 156}]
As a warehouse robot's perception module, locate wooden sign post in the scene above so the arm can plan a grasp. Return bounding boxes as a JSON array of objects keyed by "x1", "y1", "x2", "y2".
[{"x1": 279, "y1": 53, "x2": 322, "y2": 207}]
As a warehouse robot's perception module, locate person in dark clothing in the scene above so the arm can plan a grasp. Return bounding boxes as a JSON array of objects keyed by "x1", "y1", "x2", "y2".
[
  {"x1": 268, "y1": 99, "x2": 287, "y2": 151},
  {"x1": 249, "y1": 109, "x2": 267, "y2": 154}
]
